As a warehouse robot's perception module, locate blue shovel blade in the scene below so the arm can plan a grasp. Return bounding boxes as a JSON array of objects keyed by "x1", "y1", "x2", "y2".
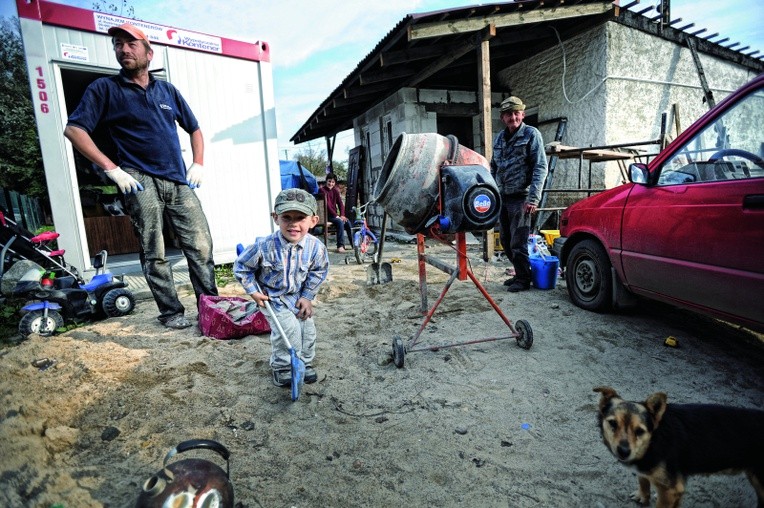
[{"x1": 290, "y1": 349, "x2": 305, "y2": 401}]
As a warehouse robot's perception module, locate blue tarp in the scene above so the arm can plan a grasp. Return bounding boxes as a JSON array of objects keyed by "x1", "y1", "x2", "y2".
[{"x1": 279, "y1": 160, "x2": 319, "y2": 195}]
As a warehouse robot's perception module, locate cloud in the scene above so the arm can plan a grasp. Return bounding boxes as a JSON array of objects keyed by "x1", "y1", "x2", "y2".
[{"x1": 141, "y1": 0, "x2": 425, "y2": 68}]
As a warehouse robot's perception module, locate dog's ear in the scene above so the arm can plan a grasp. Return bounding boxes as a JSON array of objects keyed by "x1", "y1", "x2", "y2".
[
  {"x1": 593, "y1": 386, "x2": 619, "y2": 412},
  {"x1": 644, "y1": 392, "x2": 668, "y2": 427}
]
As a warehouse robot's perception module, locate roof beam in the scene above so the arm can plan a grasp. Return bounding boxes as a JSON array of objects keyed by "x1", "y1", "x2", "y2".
[
  {"x1": 408, "y1": 2, "x2": 613, "y2": 40},
  {"x1": 342, "y1": 82, "x2": 390, "y2": 99},
  {"x1": 406, "y1": 24, "x2": 496, "y2": 87},
  {"x1": 359, "y1": 65, "x2": 416, "y2": 85},
  {"x1": 380, "y1": 45, "x2": 447, "y2": 67}
]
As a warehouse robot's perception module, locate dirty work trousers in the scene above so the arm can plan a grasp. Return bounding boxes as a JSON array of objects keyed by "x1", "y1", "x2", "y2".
[
  {"x1": 498, "y1": 197, "x2": 532, "y2": 285},
  {"x1": 124, "y1": 170, "x2": 218, "y2": 323}
]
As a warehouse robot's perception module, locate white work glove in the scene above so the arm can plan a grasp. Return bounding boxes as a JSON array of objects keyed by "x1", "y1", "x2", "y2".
[
  {"x1": 186, "y1": 163, "x2": 203, "y2": 189},
  {"x1": 105, "y1": 166, "x2": 143, "y2": 194}
]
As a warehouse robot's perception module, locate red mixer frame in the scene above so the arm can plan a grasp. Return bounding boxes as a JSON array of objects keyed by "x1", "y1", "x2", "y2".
[{"x1": 390, "y1": 159, "x2": 533, "y2": 369}]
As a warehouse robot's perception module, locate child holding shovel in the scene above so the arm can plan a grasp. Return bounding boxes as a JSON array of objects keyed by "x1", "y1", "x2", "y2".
[{"x1": 234, "y1": 189, "x2": 329, "y2": 387}]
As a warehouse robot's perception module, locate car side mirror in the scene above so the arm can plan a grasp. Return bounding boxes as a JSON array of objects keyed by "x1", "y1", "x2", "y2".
[{"x1": 629, "y1": 163, "x2": 649, "y2": 184}]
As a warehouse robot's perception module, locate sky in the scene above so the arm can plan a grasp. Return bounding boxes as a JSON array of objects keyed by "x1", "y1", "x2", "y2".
[{"x1": 1, "y1": 0, "x2": 762, "y2": 163}]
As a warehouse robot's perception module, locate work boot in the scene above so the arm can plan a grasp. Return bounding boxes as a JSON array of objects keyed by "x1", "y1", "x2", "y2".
[
  {"x1": 164, "y1": 315, "x2": 192, "y2": 329},
  {"x1": 507, "y1": 281, "x2": 530, "y2": 292}
]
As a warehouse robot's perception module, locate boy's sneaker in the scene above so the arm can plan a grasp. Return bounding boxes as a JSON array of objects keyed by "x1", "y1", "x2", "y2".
[
  {"x1": 304, "y1": 365, "x2": 318, "y2": 384},
  {"x1": 164, "y1": 315, "x2": 192, "y2": 329},
  {"x1": 272, "y1": 369, "x2": 291, "y2": 388}
]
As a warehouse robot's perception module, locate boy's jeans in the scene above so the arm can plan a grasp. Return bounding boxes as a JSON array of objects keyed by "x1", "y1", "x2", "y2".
[{"x1": 263, "y1": 307, "x2": 317, "y2": 370}]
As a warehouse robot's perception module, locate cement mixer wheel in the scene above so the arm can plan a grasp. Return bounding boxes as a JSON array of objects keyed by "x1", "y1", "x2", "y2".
[
  {"x1": 515, "y1": 320, "x2": 533, "y2": 350},
  {"x1": 392, "y1": 335, "x2": 406, "y2": 368}
]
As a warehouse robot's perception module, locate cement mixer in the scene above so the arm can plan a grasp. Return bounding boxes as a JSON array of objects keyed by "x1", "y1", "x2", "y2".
[
  {"x1": 374, "y1": 133, "x2": 533, "y2": 369},
  {"x1": 373, "y1": 133, "x2": 501, "y2": 235}
]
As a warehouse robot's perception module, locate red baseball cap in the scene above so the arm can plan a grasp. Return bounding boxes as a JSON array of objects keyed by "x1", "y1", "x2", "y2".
[{"x1": 107, "y1": 23, "x2": 150, "y2": 45}]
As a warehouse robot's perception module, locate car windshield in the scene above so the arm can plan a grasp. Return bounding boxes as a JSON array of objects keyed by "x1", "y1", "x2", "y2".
[{"x1": 658, "y1": 86, "x2": 764, "y2": 185}]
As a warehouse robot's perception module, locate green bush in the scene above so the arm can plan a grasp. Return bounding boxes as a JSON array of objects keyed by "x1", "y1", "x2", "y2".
[
  {"x1": 214, "y1": 263, "x2": 235, "y2": 287},
  {"x1": 0, "y1": 298, "x2": 23, "y2": 343}
]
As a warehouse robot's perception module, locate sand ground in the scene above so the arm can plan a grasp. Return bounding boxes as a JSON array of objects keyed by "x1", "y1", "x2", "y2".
[{"x1": 1, "y1": 239, "x2": 762, "y2": 507}]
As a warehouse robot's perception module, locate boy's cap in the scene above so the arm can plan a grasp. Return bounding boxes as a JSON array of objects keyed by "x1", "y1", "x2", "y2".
[
  {"x1": 500, "y1": 96, "x2": 525, "y2": 112},
  {"x1": 108, "y1": 23, "x2": 150, "y2": 45},
  {"x1": 274, "y1": 189, "x2": 317, "y2": 216}
]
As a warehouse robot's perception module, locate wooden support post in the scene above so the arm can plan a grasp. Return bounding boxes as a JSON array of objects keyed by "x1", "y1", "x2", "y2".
[
  {"x1": 478, "y1": 35, "x2": 496, "y2": 262},
  {"x1": 672, "y1": 103, "x2": 682, "y2": 137}
]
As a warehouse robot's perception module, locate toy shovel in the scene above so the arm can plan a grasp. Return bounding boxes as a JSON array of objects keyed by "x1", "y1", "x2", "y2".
[{"x1": 261, "y1": 298, "x2": 305, "y2": 401}]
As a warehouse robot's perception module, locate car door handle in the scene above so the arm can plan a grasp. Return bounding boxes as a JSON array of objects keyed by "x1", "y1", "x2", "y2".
[{"x1": 743, "y1": 195, "x2": 764, "y2": 209}]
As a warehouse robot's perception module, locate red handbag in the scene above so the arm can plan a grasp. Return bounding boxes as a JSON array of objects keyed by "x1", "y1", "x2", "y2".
[{"x1": 198, "y1": 294, "x2": 271, "y2": 339}]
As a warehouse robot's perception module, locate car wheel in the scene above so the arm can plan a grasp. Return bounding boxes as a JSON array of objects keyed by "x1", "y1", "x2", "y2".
[
  {"x1": 565, "y1": 239, "x2": 612, "y2": 312},
  {"x1": 102, "y1": 288, "x2": 136, "y2": 317}
]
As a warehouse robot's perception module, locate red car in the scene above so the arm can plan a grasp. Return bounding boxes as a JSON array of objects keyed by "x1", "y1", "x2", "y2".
[{"x1": 558, "y1": 73, "x2": 764, "y2": 332}]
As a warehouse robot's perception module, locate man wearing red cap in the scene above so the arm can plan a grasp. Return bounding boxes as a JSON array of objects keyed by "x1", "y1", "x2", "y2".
[{"x1": 64, "y1": 23, "x2": 217, "y2": 329}]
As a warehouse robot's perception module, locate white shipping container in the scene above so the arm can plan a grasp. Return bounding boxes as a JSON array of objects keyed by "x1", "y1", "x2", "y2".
[{"x1": 16, "y1": 0, "x2": 280, "y2": 275}]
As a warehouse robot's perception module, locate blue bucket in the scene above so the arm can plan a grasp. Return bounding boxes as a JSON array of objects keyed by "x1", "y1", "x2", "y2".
[{"x1": 530, "y1": 255, "x2": 560, "y2": 290}]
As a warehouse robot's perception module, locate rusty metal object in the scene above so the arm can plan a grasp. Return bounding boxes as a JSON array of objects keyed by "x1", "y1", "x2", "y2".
[{"x1": 135, "y1": 439, "x2": 233, "y2": 508}]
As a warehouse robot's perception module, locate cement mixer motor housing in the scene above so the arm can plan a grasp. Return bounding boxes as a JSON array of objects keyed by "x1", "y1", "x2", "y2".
[
  {"x1": 373, "y1": 133, "x2": 501, "y2": 236},
  {"x1": 437, "y1": 164, "x2": 501, "y2": 234}
]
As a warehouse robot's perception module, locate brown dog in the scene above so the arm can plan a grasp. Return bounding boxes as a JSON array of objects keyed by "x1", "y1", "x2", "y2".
[{"x1": 593, "y1": 386, "x2": 764, "y2": 508}]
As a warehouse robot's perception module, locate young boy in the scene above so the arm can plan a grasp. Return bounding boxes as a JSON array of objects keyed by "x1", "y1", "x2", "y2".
[{"x1": 234, "y1": 189, "x2": 329, "y2": 387}]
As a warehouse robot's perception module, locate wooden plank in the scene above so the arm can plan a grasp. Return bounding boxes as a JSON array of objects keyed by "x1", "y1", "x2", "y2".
[
  {"x1": 408, "y1": 3, "x2": 613, "y2": 40},
  {"x1": 345, "y1": 146, "x2": 363, "y2": 216},
  {"x1": 84, "y1": 216, "x2": 140, "y2": 255},
  {"x1": 546, "y1": 144, "x2": 634, "y2": 161},
  {"x1": 687, "y1": 37, "x2": 716, "y2": 108}
]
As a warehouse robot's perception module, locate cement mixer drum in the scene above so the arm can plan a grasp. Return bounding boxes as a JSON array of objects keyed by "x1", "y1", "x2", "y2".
[{"x1": 373, "y1": 133, "x2": 493, "y2": 235}]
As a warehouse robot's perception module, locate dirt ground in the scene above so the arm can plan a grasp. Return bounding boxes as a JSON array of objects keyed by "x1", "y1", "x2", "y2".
[{"x1": 1, "y1": 239, "x2": 762, "y2": 507}]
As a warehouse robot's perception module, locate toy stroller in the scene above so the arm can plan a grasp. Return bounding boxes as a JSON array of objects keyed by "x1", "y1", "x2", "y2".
[{"x1": 0, "y1": 206, "x2": 82, "y2": 283}]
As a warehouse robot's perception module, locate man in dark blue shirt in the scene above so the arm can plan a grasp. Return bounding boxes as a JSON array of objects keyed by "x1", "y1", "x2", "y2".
[{"x1": 65, "y1": 23, "x2": 217, "y2": 329}]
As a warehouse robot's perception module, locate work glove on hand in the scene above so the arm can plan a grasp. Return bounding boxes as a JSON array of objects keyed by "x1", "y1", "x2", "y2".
[
  {"x1": 105, "y1": 166, "x2": 143, "y2": 194},
  {"x1": 186, "y1": 163, "x2": 203, "y2": 189}
]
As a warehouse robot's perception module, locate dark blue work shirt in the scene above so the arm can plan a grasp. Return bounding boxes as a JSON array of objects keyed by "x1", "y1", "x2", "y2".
[{"x1": 67, "y1": 70, "x2": 199, "y2": 184}]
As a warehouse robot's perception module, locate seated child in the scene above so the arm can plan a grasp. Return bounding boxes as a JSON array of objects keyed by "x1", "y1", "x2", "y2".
[
  {"x1": 234, "y1": 189, "x2": 329, "y2": 387},
  {"x1": 319, "y1": 173, "x2": 352, "y2": 253}
]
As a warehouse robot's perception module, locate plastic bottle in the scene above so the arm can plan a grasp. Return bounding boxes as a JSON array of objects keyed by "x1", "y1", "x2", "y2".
[{"x1": 528, "y1": 235, "x2": 540, "y2": 257}]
